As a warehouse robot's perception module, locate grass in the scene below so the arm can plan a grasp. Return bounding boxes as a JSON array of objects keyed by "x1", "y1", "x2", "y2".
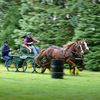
[{"x1": 0, "y1": 64, "x2": 100, "y2": 100}]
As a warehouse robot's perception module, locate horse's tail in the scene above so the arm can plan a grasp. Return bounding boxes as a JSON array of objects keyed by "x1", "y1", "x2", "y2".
[{"x1": 35, "y1": 49, "x2": 45, "y2": 66}]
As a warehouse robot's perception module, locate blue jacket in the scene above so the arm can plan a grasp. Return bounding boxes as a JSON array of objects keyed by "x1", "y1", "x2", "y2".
[{"x1": 2, "y1": 45, "x2": 11, "y2": 57}]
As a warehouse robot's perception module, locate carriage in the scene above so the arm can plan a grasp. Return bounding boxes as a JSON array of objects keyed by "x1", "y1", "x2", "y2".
[
  {"x1": 1, "y1": 39, "x2": 88, "y2": 75},
  {"x1": 6, "y1": 45, "x2": 40, "y2": 73}
]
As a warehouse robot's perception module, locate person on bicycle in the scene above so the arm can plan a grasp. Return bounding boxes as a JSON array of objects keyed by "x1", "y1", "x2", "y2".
[
  {"x1": 23, "y1": 32, "x2": 40, "y2": 55},
  {"x1": 2, "y1": 41, "x2": 12, "y2": 66}
]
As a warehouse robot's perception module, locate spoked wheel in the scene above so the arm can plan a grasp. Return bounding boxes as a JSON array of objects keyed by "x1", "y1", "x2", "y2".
[
  {"x1": 6, "y1": 59, "x2": 18, "y2": 72},
  {"x1": 22, "y1": 58, "x2": 35, "y2": 73},
  {"x1": 33, "y1": 63, "x2": 42, "y2": 73}
]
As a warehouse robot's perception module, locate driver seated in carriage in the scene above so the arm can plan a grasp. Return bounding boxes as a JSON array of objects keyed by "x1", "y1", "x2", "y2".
[
  {"x1": 1, "y1": 41, "x2": 12, "y2": 67},
  {"x1": 23, "y1": 32, "x2": 40, "y2": 55}
]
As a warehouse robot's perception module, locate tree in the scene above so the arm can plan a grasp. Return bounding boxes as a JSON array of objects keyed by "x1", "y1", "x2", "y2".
[
  {"x1": 73, "y1": 1, "x2": 100, "y2": 71},
  {"x1": 0, "y1": 0, "x2": 21, "y2": 47}
]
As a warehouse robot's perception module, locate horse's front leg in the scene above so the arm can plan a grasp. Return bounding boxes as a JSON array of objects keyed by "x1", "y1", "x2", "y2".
[
  {"x1": 66, "y1": 59, "x2": 79, "y2": 75},
  {"x1": 69, "y1": 64, "x2": 73, "y2": 75}
]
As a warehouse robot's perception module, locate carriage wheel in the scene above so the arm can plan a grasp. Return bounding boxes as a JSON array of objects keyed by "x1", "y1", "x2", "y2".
[
  {"x1": 6, "y1": 59, "x2": 18, "y2": 72},
  {"x1": 33, "y1": 63, "x2": 42, "y2": 73},
  {"x1": 22, "y1": 58, "x2": 35, "y2": 73},
  {"x1": 23, "y1": 57, "x2": 42, "y2": 73}
]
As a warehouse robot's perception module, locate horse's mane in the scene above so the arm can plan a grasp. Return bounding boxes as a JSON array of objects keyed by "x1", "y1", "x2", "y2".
[
  {"x1": 50, "y1": 45, "x2": 61, "y2": 49},
  {"x1": 63, "y1": 41, "x2": 75, "y2": 50},
  {"x1": 35, "y1": 49, "x2": 45, "y2": 65}
]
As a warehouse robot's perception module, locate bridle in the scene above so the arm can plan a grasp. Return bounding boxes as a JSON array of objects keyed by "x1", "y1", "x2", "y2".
[
  {"x1": 68, "y1": 41, "x2": 84, "y2": 56},
  {"x1": 78, "y1": 40, "x2": 89, "y2": 54}
]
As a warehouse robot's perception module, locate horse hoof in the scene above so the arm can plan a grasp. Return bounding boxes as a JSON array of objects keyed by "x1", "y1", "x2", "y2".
[{"x1": 15, "y1": 70, "x2": 19, "y2": 72}]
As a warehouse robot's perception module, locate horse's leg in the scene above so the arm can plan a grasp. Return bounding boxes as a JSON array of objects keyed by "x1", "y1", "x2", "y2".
[
  {"x1": 47, "y1": 66, "x2": 51, "y2": 73},
  {"x1": 67, "y1": 59, "x2": 79, "y2": 75},
  {"x1": 75, "y1": 65, "x2": 79, "y2": 75},
  {"x1": 72, "y1": 66, "x2": 75, "y2": 75},
  {"x1": 67, "y1": 59, "x2": 74, "y2": 75},
  {"x1": 69, "y1": 65, "x2": 73, "y2": 75},
  {"x1": 71, "y1": 64, "x2": 79, "y2": 75},
  {"x1": 41, "y1": 67, "x2": 46, "y2": 73}
]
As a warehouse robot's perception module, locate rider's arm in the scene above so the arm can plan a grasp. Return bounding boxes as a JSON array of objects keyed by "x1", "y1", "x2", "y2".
[
  {"x1": 23, "y1": 44, "x2": 32, "y2": 53},
  {"x1": 27, "y1": 42, "x2": 33, "y2": 45},
  {"x1": 32, "y1": 38, "x2": 40, "y2": 43}
]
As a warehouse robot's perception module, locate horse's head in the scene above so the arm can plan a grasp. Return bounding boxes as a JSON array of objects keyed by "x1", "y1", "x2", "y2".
[
  {"x1": 78, "y1": 39, "x2": 89, "y2": 54},
  {"x1": 63, "y1": 41, "x2": 84, "y2": 58},
  {"x1": 75, "y1": 41, "x2": 84, "y2": 55}
]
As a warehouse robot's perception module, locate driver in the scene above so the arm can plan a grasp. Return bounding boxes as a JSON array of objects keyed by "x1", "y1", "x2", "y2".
[
  {"x1": 2, "y1": 41, "x2": 12, "y2": 67},
  {"x1": 23, "y1": 32, "x2": 40, "y2": 55}
]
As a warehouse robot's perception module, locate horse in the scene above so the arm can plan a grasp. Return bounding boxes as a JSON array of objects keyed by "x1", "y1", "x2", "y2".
[
  {"x1": 62, "y1": 40, "x2": 85, "y2": 75},
  {"x1": 35, "y1": 40, "x2": 85, "y2": 75},
  {"x1": 64, "y1": 39, "x2": 89, "y2": 73}
]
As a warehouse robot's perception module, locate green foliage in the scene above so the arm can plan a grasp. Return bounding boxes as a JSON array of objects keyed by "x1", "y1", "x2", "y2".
[
  {"x1": 0, "y1": 0, "x2": 21, "y2": 47},
  {"x1": 0, "y1": 0, "x2": 75, "y2": 47},
  {"x1": 0, "y1": 0, "x2": 100, "y2": 71},
  {"x1": 73, "y1": 2, "x2": 100, "y2": 71},
  {"x1": 13, "y1": 1, "x2": 74, "y2": 47}
]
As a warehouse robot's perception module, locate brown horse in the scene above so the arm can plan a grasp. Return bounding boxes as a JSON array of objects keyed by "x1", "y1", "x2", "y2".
[
  {"x1": 35, "y1": 47, "x2": 64, "y2": 73},
  {"x1": 62, "y1": 40, "x2": 85, "y2": 75},
  {"x1": 35, "y1": 40, "x2": 87, "y2": 75},
  {"x1": 64, "y1": 39, "x2": 89, "y2": 73}
]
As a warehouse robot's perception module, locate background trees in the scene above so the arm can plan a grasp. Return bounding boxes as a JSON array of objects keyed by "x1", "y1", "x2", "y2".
[
  {"x1": 73, "y1": 1, "x2": 100, "y2": 71},
  {"x1": 0, "y1": 0, "x2": 100, "y2": 71}
]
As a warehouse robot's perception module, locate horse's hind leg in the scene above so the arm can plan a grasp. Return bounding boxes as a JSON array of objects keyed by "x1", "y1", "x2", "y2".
[
  {"x1": 41, "y1": 67, "x2": 46, "y2": 73},
  {"x1": 47, "y1": 67, "x2": 51, "y2": 73},
  {"x1": 72, "y1": 66, "x2": 75, "y2": 75},
  {"x1": 67, "y1": 59, "x2": 79, "y2": 75},
  {"x1": 69, "y1": 65, "x2": 73, "y2": 75},
  {"x1": 75, "y1": 66, "x2": 79, "y2": 75}
]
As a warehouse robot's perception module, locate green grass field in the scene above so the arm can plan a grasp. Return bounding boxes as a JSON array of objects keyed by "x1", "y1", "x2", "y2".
[{"x1": 0, "y1": 64, "x2": 100, "y2": 100}]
